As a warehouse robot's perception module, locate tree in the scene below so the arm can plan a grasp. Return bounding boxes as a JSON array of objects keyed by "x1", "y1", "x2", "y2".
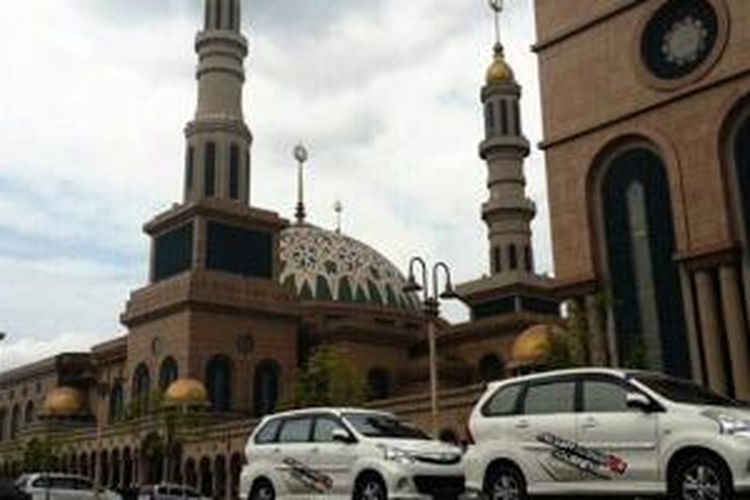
[
  {"x1": 22, "y1": 437, "x2": 60, "y2": 472},
  {"x1": 290, "y1": 346, "x2": 366, "y2": 408}
]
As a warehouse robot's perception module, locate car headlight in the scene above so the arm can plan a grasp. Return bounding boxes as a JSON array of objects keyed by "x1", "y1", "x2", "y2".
[
  {"x1": 705, "y1": 412, "x2": 750, "y2": 435},
  {"x1": 379, "y1": 445, "x2": 416, "y2": 464}
]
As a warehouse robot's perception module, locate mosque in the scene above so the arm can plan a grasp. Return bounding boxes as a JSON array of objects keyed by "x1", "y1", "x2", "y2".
[{"x1": 1, "y1": 0, "x2": 749, "y2": 498}]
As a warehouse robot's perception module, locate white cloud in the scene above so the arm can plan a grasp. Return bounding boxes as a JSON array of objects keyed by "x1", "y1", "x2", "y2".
[{"x1": 0, "y1": 0, "x2": 552, "y2": 364}]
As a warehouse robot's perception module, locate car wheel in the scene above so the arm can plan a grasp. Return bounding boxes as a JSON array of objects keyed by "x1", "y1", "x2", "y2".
[
  {"x1": 250, "y1": 479, "x2": 275, "y2": 500},
  {"x1": 354, "y1": 473, "x2": 387, "y2": 500},
  {"x1": 484, "y1": 463, "x2": 527, "y2": 500},
  {"x1": 670, "y1": 452, "x2": 733, "y2": 500}
]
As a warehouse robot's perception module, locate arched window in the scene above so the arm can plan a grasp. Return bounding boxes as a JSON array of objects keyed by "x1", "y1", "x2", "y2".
[
  {"x1": 485, "y1": 102, "x2": 495, "y2": 132},
  {"x1": 479, "y1": 354, "x2": 505, "y2": 382},
  {"x1": 253, "y1": 360, "x2": 280, "y2": 417},
  {"x1": 204, "y1": 142, "x2": 216, "y2": 198},
  {"x1": 601, "y1": 146, "x2": 689, "y2": 377},
  {"x1": 109, "y1": 383, "x2": 124, "y2": 424},
  {"x1": 508, "y1": 244, "x2": 518, "y2": 270},
  {"x1": 159, "y1": 357, "x2": 179, "y2": 391},
  {"x1": 492, "y1": 246, "x2": 502, "y2": 274},
  {"x1": 500, "y1": 100, "x2": 509, "y2": 135},
  {"x1": 215, "y1": 0, "x2": 223, "y2": 29},
  {"x1": 205, "y1": 355, "x2": 233, "y2": 412},
  {"x1": 24, "y1": 401, "x2": 35, "y2": 424},
  {"x1": 734, "y1": 114, "x2": 750, "y2": 243},
  {"x1": 10, "y1": 406, "x2": 20, "y2": 440},
  {"x1": 185, "y1": 146, "x2": 194, "y2": 195},
  {"x1": 524, "y1": 245, "x2": 533, "y2": 272},
  {"x1": 366, "y1": 368, "x2": 391, "y2": 401},
  {"x1": 132, "y1": 363, "x2": 151, "y2": 406},
  {"x1": 229, "y1": 144, "x2": 240, "y2": 200},
  {"x1": 228, "y1": 0, "x2": 236, "y2": 30}
]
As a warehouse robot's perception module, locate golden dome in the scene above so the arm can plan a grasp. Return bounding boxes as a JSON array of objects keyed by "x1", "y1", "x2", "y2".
[
  {"x1": 42, "y1": 387, "x2": 86, "y2": 418},
  {"x1": 510, "y1": 324, "x2": 554, "y2": 367},
  {"x1": 486, "y1": 44, "x2": 514, "y2": 84},
  {"x1": 164, "y1": 378, "x2": 208, "y2": 406}
]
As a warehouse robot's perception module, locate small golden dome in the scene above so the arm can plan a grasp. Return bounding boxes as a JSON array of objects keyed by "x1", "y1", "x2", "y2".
[
  {"x1": 164, "y1": 378, "x2": 208, "y2": 406},
  {"x1": 486, "y1": 44, "x2": 514, "y2": 84},
  {"x1": 510, "y1": 324, "x2": 553, "y2": 367},
  {"x1": 42, "y1": 387, "x2": 86, "y2": 417}
]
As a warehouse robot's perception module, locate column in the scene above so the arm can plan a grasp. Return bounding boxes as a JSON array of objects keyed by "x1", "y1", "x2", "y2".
[
  {"x1": 694, "y1": 270, "x2": 727, "y2": 394},
  {"x1": 679, "y1": 266, "x2": 704, "y2": 384},
  {"x1": 719, "y1": 265, "x2": 750, "y2": 399},
  {"x1": 225, "y1": 458, "x2": 233, "y2": 500},
  {"x1": 585, "y1": 294, "x2": 608, "y2": 366}
]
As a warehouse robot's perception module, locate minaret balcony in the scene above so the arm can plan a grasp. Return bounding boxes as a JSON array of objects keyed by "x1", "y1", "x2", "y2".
[
  {"x1": 479, "y1": 135, "x2": 530, "y2": 159},
  {"x1": 481, "y1": 197, "x2": 536, "y2": 219}
]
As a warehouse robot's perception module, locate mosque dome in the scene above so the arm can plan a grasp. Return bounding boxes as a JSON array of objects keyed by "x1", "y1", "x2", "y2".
[
  {"x1": 164, "y1": 378, "x2": 209, "y2": 406},
  {"x1": 41, "y1": 386, "x2": 87, "y2": 418},
  {"x1": 279, "y1": 224, "x2": 419, "y2": 310},
  {"x1": 510, "y1": 324, "x2": 554, "y2": 368},
  {"x1": 486, "y1": 44, "x2": 514, "y2": 84}
]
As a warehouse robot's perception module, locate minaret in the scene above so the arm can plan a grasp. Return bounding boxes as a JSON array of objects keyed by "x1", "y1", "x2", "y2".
[
  {"x1": 184, "y1": 0, "x2": 251, "y2": 205},
  {"x1": 480, "y1": 1, "x2": 536, "y2": 278}
]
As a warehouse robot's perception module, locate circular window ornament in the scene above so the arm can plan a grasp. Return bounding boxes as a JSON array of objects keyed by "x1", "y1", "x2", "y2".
[{"x1": 637, "y1": 0, "x2": 728, "y2": 89}]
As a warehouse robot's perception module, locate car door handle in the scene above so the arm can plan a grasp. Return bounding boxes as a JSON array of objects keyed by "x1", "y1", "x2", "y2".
[
  {"x1": 272, "y1": 447, "x2": 281, "y2": 454},
  {"x1": 310, "y1": 447, "x2": 320, "y2": 454},
  {"x1": 515, "y1": 420, "x2": 530, "y2": 429},
  {"x1": 581, "y1": 418, "x2": 598, "y2": 429}
]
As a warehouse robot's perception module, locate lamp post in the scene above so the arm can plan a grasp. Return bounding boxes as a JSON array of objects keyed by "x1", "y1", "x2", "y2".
[{"x1": 403, "y1": 257, "x2": 458, "y2": 437}]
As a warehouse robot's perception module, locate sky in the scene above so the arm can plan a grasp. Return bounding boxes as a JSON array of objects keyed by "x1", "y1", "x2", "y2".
[{"x1": 0, "y1": 0, "x2": 551, "y2": 370}]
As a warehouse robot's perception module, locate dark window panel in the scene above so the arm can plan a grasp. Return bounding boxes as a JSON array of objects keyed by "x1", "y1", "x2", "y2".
[
  {"x1": 206, "y1": 221, "x2": 273, "y2": 279},
  {"x1": 153, "y1": 223, "x2": 194, "y2": 282}
]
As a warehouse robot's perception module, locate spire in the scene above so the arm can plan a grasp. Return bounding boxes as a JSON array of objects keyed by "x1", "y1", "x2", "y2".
[
  {"x1": 334, "y1": 200, "x2": 343, "y2": 234},
  {"x1": 293, "y1": 144, "x2": 309, "y2": 224},
  {"x1": 479, "y1": 0, "x2": 536, "y2": 278},
  {"x1": 183, "y1": 0, "x2": 252, "y2": 205}
]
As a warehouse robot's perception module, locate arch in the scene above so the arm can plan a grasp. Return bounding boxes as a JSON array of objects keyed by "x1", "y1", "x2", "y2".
[
  {"x1": 508, "y1": 244, "x2": 518, "y2": 270},
  {"x1": 593, "y1": 141, "x2": 690, "y2": 377},
  {"x1": 253, "y1": 359, "x2": 280, "y2": 417},
  {"x1": 214, "y1": 455, "x2": 227, "y2": 499},
  {"x1": 185, "y1": 458, "x2": 198, "y2": 489},
  {"x1": 24, "y1": 401, "x2": 35, "y2": 424},
  {"x1": 109, "y1": 382, "x2": 124, "y2": 423},
  {"x1": 111, "y1": 448, "x2": 121, "y2": 489},
  {"x1": 100, "y1": 449, "x2": 110, "y2": 487},
  {"x1": 9, "y1": 405, "x2": 19, "y2": 439},
  {"x1": 366, "y1": 368, "x2": 391, "y2": 401},
  {"x1": 79, "y1": 453, "x2": 89, "y2": 478},
  {"x1": 132, "y1": 363, "x2": 151, "y2": 413},
  {"x1": 478, "y1": 353, "x2": 505, "y2": 382},
  {"x1": 199, "y1": 457, "x2": 213, "y2": 497},
  {"x1": 122, "y1": 448, "x2": 133, "y2": 487},
  {"x1": 205, "y1": 355, "x2": 233, "y2": 412},
  {"x1": 159, "y1": 357, "x2": 179, "y2": 391},
  {"x1": 230, "y1": 453, "x2": 243, "y2": 499},
  {"x1": 719, "y1": 95, "x2": 750, "y2": 245}
]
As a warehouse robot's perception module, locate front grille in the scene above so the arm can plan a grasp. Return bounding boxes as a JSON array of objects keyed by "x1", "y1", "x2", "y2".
[
  {"x1": 415, "y1": 453, "x2": 462, "y2": 465},
  {"x1": 413, "y1": 475, "x2": 465, "y2": 497}
]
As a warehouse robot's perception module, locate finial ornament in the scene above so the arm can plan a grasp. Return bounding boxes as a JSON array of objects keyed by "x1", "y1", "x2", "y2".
[
  {"x1": 488, "y1": 0, "x2": 504, "y2": 46},
  {"x1": 334, "y1": 200, "x2": 343, "y2": 234},
  {"x1": 294, "y1": 143, "x2": 309, "y2": 224}
]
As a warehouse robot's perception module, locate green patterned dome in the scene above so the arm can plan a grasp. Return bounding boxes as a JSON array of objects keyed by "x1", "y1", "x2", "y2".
[{"x1": 279, "y1": 224, "x2": 419, "y2": 310}]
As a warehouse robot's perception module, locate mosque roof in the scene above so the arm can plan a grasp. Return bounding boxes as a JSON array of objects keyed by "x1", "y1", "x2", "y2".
[{"x1": 279, "y1": 224, "x2": 420, "y2": 311}]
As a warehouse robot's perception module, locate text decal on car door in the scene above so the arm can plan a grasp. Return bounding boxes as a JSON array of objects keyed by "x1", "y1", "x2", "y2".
[
  {"x1": 282, "y1": 457, "x2": 334, "y2": 492},
  {"x1": 537, "y1": 433, "x2": 628, "y2": 479}
]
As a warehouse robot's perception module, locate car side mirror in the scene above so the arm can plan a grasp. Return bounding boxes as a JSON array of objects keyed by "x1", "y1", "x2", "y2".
[
  {"x1": 332, "y1": 429, "x2": 355, "y2": 444},
  {"x1": 626, "y1": 392, "x2": 654, "y2": 412}
]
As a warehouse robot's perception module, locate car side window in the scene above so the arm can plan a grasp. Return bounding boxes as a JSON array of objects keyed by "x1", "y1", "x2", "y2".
[
  {"x1": 313, "y1": 416, "x2": 348, "y2": 442},
  {"x1": 483, "y1": 384, "x2": 522, "y2": 416},
  {"x1": 255, "y1": 418, "x2": 282, "y2": 444},
  {"x1": 278, "y1": 417, "x2": 313, "y2": 443},
  {"x1": 73, "y1": 477, "x2": 93, "y2": 490},
  {"x1": 523, "y1": 380, "x2": 575, "y2": 415},
  {"x1": 582, "y1": 379, "x2": 632, "y2": 413}
]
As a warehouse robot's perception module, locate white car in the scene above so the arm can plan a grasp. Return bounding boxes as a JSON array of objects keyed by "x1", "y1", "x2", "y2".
[
  {"x1": 137, "y1": 483, "x2": 208, "y2": 499},
  {"x1": 240, "y1": 407, "x2": 466, "y2": 499},
  {"x1": 17, "y1": 473, "x2": 120, "y2": 500},
  {"x1": 464, "y1": 368, "x2": 750, "y2": 500}
]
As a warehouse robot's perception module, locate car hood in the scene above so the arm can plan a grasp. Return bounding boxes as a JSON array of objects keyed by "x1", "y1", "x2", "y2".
[
  {"x1": 697, "y1": 405, "x2": 750, "y2": 420},
  {"x1": 370, "y1": 438, "x2": 462, "y2": 456}
]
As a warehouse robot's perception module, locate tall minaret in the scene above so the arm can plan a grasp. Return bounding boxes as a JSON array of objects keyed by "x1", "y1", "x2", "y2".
[
  {"x1": 479, "y1": 0, "x2": 536, "y2": 278},
  {"x1": 184, "y1": 0, "x2": 251, "y2": 205}
]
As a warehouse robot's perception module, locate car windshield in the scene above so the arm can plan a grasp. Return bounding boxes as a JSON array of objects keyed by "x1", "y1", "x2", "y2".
[
  {"x1": 343, "y1": 412, "x2": 430, "y2": 440},
  {"x1": 633, "y1": 373, "x2": 737, "y2": 407}
]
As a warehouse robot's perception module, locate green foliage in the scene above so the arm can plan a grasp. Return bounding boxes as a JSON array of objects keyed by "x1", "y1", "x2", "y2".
[
  {"x1": 22, "y1": 438, "x2": 60, "y2": 472},
  {"x1": 290, "y1": 345, "x2": 365, "y2": 408}
]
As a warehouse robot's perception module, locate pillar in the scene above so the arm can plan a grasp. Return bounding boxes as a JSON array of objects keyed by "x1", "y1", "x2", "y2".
[
  {"x1": 694, "y1": 270, "x2": 727, "y2": 394},
  {"x1": 585, "y1": 294, "x2": 608, "y2": 366},
  {"x1": 719, "y1": 265, "x2": 750, "y2": 399},
  {"x1": 679, "y1": 266, "x2": 705, "y2": 384}
]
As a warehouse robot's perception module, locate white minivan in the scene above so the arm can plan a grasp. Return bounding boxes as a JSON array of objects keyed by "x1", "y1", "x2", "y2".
[
  {"x1": 465, "y1": 368, "x2": 750, "y2": 500},
  {"x1": 239, "y1": 408, "x2": 466, "y2": 499}
]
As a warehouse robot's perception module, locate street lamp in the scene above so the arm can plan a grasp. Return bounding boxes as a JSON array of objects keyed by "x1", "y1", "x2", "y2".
[{"x1": 404, "y1": 257, "x2": 459, "y2": 436}]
